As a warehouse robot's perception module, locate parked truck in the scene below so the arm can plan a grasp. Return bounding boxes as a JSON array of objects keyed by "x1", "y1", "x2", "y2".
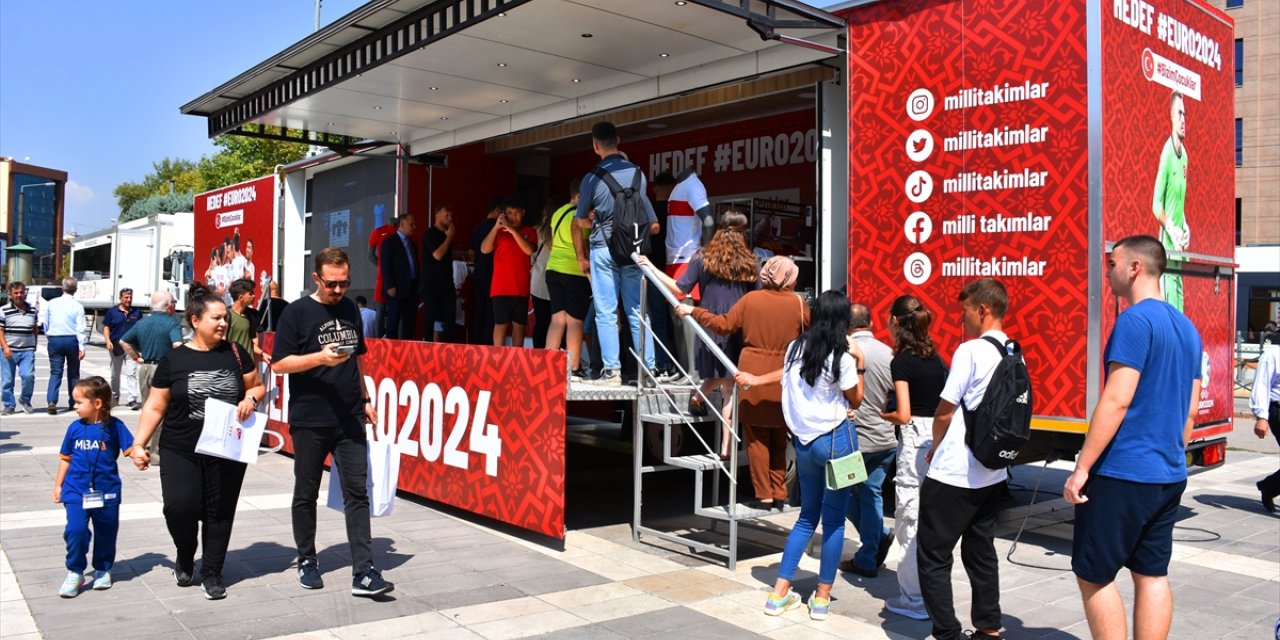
[{"x1": 69, "y1": 212, "x2": 195, "y2": 312}]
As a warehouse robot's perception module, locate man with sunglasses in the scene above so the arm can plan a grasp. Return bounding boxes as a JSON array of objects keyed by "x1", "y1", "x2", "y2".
[{"x1": 271, "y1": 247, "x2": 393, "y2": 598}]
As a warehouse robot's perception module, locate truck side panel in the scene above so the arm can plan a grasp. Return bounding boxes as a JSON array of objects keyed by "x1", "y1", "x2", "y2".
[{"x1": 841, "y1": 0, "x2": 1092, "y2": 421}]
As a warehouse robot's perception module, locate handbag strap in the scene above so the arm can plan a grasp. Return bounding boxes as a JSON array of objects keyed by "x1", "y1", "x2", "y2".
[{"x1": 829, "y1": 419, "x2": 857, "y2": 461}]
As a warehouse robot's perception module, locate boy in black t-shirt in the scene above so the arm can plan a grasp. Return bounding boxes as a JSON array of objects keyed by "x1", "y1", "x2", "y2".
[{"x1": 270, "y1": 247, "x2": 394, "y2": 598}]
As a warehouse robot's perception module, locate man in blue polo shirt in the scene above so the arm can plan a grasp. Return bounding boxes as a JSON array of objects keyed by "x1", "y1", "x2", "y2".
[
  {"x1": 574, "y1": 121, "x2": 659, "y2": 386},
  {"x1": 103, "y1": 289, "x2": 142, "y2": 409},
  {"x1": 1065, "y1": 234, "x2": 1202, "y2": 640}
]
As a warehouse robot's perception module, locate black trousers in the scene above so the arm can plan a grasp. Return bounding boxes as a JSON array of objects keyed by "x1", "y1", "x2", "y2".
[
  {"x1": 291, "y1": 424, "x2": 373, "y2": 575},
  {"x1": 422, "y1": 289, "x2": 457, "y2": 343},
  {"x1": 918, "y1": 477, "x2": 1004, "y2": 640},
  {"x1": 1260, "y1": 401, "x2": 1280, "y2": 499},
  {"x1": 159, "y1": 448, "x2": 248, "y2": 578},
  {"x1": 471, "y1": 282, "x2": 493, "y2": 345},
  {"x1": 531, "y1": 295, "x2": 551, "y2": 349},
  {"x1": 384, "y1": 292, "x2": 419, "y2": 340}
]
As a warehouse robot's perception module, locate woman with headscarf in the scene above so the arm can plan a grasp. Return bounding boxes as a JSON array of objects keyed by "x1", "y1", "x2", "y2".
[
  {"x1": 637, "y1": 210, "x2": 758, "y2": 458},
  {"x1": 678, "y1": 255, "x2": 809, "y2": 509}
]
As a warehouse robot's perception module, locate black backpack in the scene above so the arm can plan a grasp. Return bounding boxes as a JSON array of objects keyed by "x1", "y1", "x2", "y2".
[
  {"x1": 961, "y1": 336, "x2": 1033, "y2": 469},
  {"x1": 594, "y1": 168, "x2": 652, "y2": 264}
]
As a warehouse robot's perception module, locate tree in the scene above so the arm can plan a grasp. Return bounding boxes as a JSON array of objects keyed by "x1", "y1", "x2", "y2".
[{"x1": 113, "y1": 128, "x2": 306, "y2": 217}]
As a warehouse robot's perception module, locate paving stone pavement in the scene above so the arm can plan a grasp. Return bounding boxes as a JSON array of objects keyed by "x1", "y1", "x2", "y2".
[{"x1": 1, "y1": 343, "x2": 1277, "y2": 639}]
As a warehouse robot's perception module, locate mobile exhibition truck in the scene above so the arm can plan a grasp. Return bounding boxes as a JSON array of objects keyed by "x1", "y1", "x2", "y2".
[{"x1": 181, "y1": 0, "x2": 1235, "y2": 541}]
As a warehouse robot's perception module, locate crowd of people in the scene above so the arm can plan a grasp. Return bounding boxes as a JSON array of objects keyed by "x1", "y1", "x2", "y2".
[{"x1": 0, "y1": 117, "x2": 1254, "y2": 640}]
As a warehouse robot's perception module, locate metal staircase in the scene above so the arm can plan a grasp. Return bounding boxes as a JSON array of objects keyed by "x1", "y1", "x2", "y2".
[{"x1": 628, "y1": 256, "x2": 786, "y2": 570}]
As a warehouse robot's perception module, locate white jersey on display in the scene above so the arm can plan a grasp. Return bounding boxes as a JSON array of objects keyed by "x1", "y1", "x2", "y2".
[{"x1": 666, "y1": 171, "x2": 709, "y2": 265}]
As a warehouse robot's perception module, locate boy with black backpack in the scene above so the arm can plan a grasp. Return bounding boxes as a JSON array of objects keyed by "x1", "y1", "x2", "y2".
[
  {"x1": 573, "y1": 122, "x2": 659, "y2": 386},
  {"x1": 918, "y1": 277, "x2": 1022, "y2": 640}
]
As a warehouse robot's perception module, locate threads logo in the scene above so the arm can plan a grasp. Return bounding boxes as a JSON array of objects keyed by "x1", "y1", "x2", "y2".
[{"x1": 904, "y1": 252, "x2": 932, "y2": 285}]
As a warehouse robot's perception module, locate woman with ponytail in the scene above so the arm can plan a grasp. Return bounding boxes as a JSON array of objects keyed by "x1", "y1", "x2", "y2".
[{"x1": 879, "y1": 295, "x2": 949, "y2": 621}]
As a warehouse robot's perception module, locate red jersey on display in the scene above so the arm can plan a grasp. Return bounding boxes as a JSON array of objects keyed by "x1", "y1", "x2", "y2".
[{"x1": 490, "y1": 227, "x2": 537, "y2": 298}]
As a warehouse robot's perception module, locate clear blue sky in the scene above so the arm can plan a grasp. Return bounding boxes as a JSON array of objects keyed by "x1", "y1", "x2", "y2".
[
  {"x1": 0, "y1": 0, "x2": 366, "y2": 235},
  {"x1": 0, "y1": 0, "x2": 844, "y2": 237}
]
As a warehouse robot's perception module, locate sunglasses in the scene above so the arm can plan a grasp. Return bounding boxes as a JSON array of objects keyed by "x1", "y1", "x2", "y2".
[{"x1": 319, "y1": 279, "x2": 352, "y2": 289}]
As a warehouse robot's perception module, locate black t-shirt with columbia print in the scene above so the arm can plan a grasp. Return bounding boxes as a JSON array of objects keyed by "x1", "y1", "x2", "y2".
[
  {"x1": 271, "y1": 295, "x2": 367, "y2": 428},
  {"x1": 152, "y1": 341, "x2": 253, "y2": 452}
]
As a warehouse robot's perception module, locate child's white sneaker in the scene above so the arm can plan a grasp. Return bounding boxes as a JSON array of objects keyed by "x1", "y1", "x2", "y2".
[
  {"x1": 92, "y1": 570, "x2": 112, "y2": 590},
  {"x1": 58, "y1": 571, "x2": 90, "y2": 598}
]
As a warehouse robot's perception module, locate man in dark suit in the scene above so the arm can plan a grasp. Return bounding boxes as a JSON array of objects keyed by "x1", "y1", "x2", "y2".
[{"x1": 378, "y1": 215, "x2": 420, "y2": 339}]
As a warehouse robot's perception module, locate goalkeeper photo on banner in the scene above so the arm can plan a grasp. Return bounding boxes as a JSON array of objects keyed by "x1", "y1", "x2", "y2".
[{"x1": 1152, "y1": 89, "x2": 1189, "y2": 312}]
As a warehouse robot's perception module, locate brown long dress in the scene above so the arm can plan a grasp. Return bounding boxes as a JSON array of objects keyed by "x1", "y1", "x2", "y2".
[{"x1": 693, "y1": 289, "x2": 810, "y2": 502}]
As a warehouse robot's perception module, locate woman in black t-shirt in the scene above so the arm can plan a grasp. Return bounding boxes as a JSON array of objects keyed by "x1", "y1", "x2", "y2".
[
  {"x1": 878, "y1": 295, "x2": 948, "y2": 621},
  {"x1": 130, "y1": 283, "x2": 265, "y2": 601}
]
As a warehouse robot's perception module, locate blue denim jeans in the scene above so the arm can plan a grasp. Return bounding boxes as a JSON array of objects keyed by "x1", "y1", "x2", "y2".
[
  {"x1": 589, "y1": 247, "x2": 654, "y2": 371},
  {"x1": 47, "y1": 336, "x2": 81, "y2": 407},
  {"x1": 2, "y1": 349, "x2": 35, "y2": 408},
  {"x1": 778, "y1": 421, "x2": 856, "y2": 585},
  {"x1": 848, "y1": 447, "x2": 897, "y2": 571}
]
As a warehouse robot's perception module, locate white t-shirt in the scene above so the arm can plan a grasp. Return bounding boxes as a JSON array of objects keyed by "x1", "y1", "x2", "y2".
[
  {"x1": 666, "y1": 172, "x2": 709, "y2": 265},
  {"x1": 230, "y1": 255, "x2": 248, "y2": 280},
  {"x1": 928, "y1": 330, "x2": 1011, "y2": 489},
  {"x1": 781, "y1": 342, "x2": 859, "y2": 445}
]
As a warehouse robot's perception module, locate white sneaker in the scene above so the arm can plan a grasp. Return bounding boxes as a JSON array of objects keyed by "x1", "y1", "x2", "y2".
[{"x1": 886, "y1": 599, "x2": 930, "y2": 620}]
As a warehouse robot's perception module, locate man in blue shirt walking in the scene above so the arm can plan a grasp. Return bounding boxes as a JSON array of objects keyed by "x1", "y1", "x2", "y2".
[{"x1": 102, "y1": 288, "x2": 142, "y2": 409}]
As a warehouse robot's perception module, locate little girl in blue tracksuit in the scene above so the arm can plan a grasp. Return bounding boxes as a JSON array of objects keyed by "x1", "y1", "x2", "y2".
[{"x1": 53, "y1": 376, "x2": 135, "y2": 598}]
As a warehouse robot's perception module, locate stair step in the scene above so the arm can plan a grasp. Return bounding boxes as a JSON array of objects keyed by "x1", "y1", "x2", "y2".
[
  {"x1": 639, "y1": 411, "x2": 718, "y2": 425},
  {"x1": 663, "y1": 453, "x2": 726, "y2": 471},
  {"x1": 695, "y1": 503, "x2": 793, "y2": 521}
]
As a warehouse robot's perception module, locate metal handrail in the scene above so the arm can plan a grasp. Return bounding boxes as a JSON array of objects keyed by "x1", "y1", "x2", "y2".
[{"x1": 631, "y1": 252, "x2": 739, "y2": 377}]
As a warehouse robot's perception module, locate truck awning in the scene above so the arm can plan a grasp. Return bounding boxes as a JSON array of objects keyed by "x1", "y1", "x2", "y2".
[{"x1": 180, "y1": 0, "x2": 844, "y2": 154}]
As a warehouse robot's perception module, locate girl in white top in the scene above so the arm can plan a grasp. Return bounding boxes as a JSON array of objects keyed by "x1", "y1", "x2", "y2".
[{"x1": 738, "y1": 290, "x2": 864, "y2": 621}]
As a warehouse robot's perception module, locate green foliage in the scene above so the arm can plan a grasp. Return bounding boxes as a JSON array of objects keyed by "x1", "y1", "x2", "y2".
[
  {"x1": 121, "y1": 191, "x2": 196, "y2": 222},
  {"x1": 113, "y1": 127, "x2": 307, "y2": 216}
]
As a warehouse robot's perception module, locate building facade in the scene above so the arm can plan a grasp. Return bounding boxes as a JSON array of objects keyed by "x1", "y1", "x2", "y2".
[
  {"x1": 0, "y1": 158, "x2": 67, "y2": 285},
  {"x1": 1208, "y1": 0, "x2": 1279, "y2": 337}
]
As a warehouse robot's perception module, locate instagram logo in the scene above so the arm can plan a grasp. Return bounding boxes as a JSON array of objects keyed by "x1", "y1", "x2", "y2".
[
  {"x1": 906, "y1": 88, "x2": 935, "y2": 122},
  {"x1": 905, "y1": 170, "x2": 934, "y2": 204},
  {"x1": 903, "y1": 252, "x2": 932, "y2": 285}
]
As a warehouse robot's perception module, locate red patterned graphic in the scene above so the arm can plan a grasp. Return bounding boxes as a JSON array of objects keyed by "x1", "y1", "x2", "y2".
[
  {"x1": 258, "y1": 332, "x2": 568, "y2": 539},
  {"x1": 1102, "y1": 0, "x2": 1234, "y2": 427},
  {"x1": 841, "y1": 0, "x2": 1090, "y2": 420},
  {"x1": 194, "y1": 176, "x2": 277, "y2": 296}
]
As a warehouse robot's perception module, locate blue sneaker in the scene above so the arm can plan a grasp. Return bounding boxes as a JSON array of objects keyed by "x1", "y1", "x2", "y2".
[
  {"x1": 58, "y1": 571, "x2": 91, "y2": 598},
  {"x1": 298, "y1": 557, "x2": 323, "y2": 590},
  {"x1": 763, "y1": 590, "x2": 800, "y2": 616},
  {"x1": 351, "y1": 566, "x2": 393, "y2": 597}
]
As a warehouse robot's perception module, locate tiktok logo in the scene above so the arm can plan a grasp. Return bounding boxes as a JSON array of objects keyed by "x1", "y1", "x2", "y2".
[{"x1": 905, "y1": 171, "x2": 933, "y2": 204}]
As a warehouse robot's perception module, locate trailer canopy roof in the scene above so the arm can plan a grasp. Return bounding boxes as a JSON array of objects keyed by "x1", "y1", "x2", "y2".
[{"x1": 181, "y1": 0, "x2": 844, "y2": 155}]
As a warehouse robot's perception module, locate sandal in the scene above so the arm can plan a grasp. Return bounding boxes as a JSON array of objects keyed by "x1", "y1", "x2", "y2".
[{"x1": 687, "y1": 395, "x2": 708, "y2": 416}]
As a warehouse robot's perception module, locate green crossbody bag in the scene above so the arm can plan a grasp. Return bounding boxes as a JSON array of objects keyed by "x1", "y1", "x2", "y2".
[{"x1": 824, "y1": 421, "x2": 867, "y2": 490}]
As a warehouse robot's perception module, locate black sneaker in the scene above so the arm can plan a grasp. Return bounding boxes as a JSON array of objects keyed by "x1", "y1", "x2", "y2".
[
  {"x1": 201, "y1": 574, "x2": 226, "y2": 600},
  {"x1": 47, "y1": 404, "x2": 57, "y2": 415},
  {"x1": 298, "y1": 557, "x2": 323, "y2": 589},
  {"x1": 351, "y1": 566, "x2": 394, "y2": 597},
  {"x1": 965, "y1": 631, "x2": 1003, "y2": 640},
  {"x1": 875, "y1": 532, "x2": 894, "y2": 568},
  {"x1": 173, "y1": 567, "x2": 195, "y2": 587}
]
